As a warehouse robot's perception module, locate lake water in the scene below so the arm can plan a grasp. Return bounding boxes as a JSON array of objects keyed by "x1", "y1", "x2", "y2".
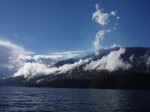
[{"x1": 0, "y1": 87, "x2": 150, "y2": 112}]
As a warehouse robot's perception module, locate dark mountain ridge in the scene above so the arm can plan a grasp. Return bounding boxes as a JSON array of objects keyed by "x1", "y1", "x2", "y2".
[{"x1": 0, "y1": 47, "x2": 150, "y2": 89}]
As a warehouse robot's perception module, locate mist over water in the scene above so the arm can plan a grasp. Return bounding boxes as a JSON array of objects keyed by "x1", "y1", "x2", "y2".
[{"x1": 0, "y1": 87, "x2": 150, "y2": 112}]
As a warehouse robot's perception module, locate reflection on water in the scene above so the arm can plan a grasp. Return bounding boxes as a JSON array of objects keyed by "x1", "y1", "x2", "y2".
[{"x1": 0, "y1": 87, "x2": 150, "y2": 112}]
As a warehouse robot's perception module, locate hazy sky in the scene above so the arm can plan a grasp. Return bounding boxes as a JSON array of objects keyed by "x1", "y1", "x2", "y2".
[{"x1": 0, "y1": 0, "x2": 149, "y2": 54}]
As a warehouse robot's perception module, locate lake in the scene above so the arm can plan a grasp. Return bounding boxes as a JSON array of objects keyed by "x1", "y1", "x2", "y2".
[{"x1": 0, "y1": 87, "x2": 150, "y2": 112}]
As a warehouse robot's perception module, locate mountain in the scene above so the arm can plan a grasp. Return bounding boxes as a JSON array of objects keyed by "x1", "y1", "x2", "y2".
[{"x1": 1, "y1": 47, "x2": 150, "y2": 89}]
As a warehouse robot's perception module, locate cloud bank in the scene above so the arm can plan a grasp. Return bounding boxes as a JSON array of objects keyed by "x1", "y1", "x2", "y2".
[
  {"x1": 18, "y1": 51, "x2": 82, "y2": 67},
  {"x1": 84, "y1": 48, "x2": 132, "y2": 72},
  {"x1": 0, "y1": 39, "x2": 33, "y2": 77},
  {"x1": 0, "y1": 39, "x2": 84, "y2": 78},
  {"x1": 14, "y1": 58, "x2": 90, "y2": 78},
  {"x1": 0, "y1": 39, "x2": 32, "y2": 67},
  {"x1": 15, "y1": 51, "x2": 84, "y2": 78}
]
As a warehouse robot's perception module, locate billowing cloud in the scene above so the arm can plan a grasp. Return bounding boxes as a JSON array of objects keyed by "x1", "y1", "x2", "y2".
[
  {"x1": 92, "y1": 4, "x2": 119, "y2": 26},
  {"x1": 0, "y1": 39, "x2": 33, "y2": 77},
  {"x1": 18, "y1": 51, "x2": 81, "y2": 67},
  {"x1": 84, "y1": 48, "x2": 132, "y2": 72},
  {"x1": 92, "y1": 4, "x2": 110, "y2": 26},
  {"x1": 18, "y1": 55, "x2": 64, "y2": 67},
  {"x1": 13, "y1": 51, "x2": 84, "y2": 78},
  {"x1": 0, "y1": 39, "x2": 84, "y2": 78},
  {"x1": 93, "y1": 30, "x2": 105, "y2": 55},
  {"x1": 0, "y1": 39, "x2": 32, "y2": 66},
  {"x1": 0, "y1": 39, "x2": 69, "y2": 68},
  {"x1": 14, "y1": 58, "x2": 90, "y2": 78},
  {"x1": 93, "y1": 30, "x2": 111, "y2": 55},
  {"x1": 92, "y1": 4, "x2": 120, "y2": 55}
]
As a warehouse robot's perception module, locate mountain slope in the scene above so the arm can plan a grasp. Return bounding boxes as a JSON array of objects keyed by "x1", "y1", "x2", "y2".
[{"x1": 1, "y1": 47, "x2": 150, "y2": 89}]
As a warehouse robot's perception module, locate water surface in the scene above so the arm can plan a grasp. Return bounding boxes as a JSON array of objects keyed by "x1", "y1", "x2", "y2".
[{"x1": 0, "y1": 87, "x2": 150, "y2": 112}]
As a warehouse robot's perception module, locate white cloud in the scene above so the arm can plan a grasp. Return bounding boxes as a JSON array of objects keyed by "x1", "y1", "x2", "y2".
[
  {"x1": 14, "y1": 58, "x2": 90, "y2": 78},
  {"x1": 92, "y1": 4, "x2": 110, "y2": 26},
  {"x1": 110, "y1": 43, "x2": 121, "y2": 48},
  {"x1": 18, "y1": 51, "x2": 80, "y2": 67},
  {"x1": 92, "y1": 4, "x2": 119, "y2": 26},
  {"x1": 93, "y1": 30, "x2": 111, "y2": 55},
  {"x1": 92, "y1": 4, "x2": 120, "y2": 55},
  {"x1": 18, "y1": 55, "x2": 66, "y2": 67},
  {"x1": 85, "y1": 48, "x2": 132, "y2": 72},
  {"x1": 52, "y1": 51, "x2": 84, "y2": 59},
  {"x1": 110, "y1": 11, "x2": 117, "y2": 16},
  {"x1": 0, "y1": 40, "x2": 32, "y2": 64},
  {"x1": 0, "y1": 39, "x2": 33, "y2": 77},
  {"x1": 93, "y1": 30, "x2": 105, "y2": 55},
  {"x1": 13, "y1": 50, "x2": 85, "y2": 78},
  {"x1": 53, "y1": 51, "x2": 84, "y2": 55},
  {"x1": 0, "y1": 39, "x2": 85, "y2": 78}
]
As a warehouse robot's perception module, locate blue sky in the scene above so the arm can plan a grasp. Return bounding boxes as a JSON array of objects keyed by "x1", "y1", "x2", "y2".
[{"x1": 0, "y1": 0, "x2": 149, "y2": 54}]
